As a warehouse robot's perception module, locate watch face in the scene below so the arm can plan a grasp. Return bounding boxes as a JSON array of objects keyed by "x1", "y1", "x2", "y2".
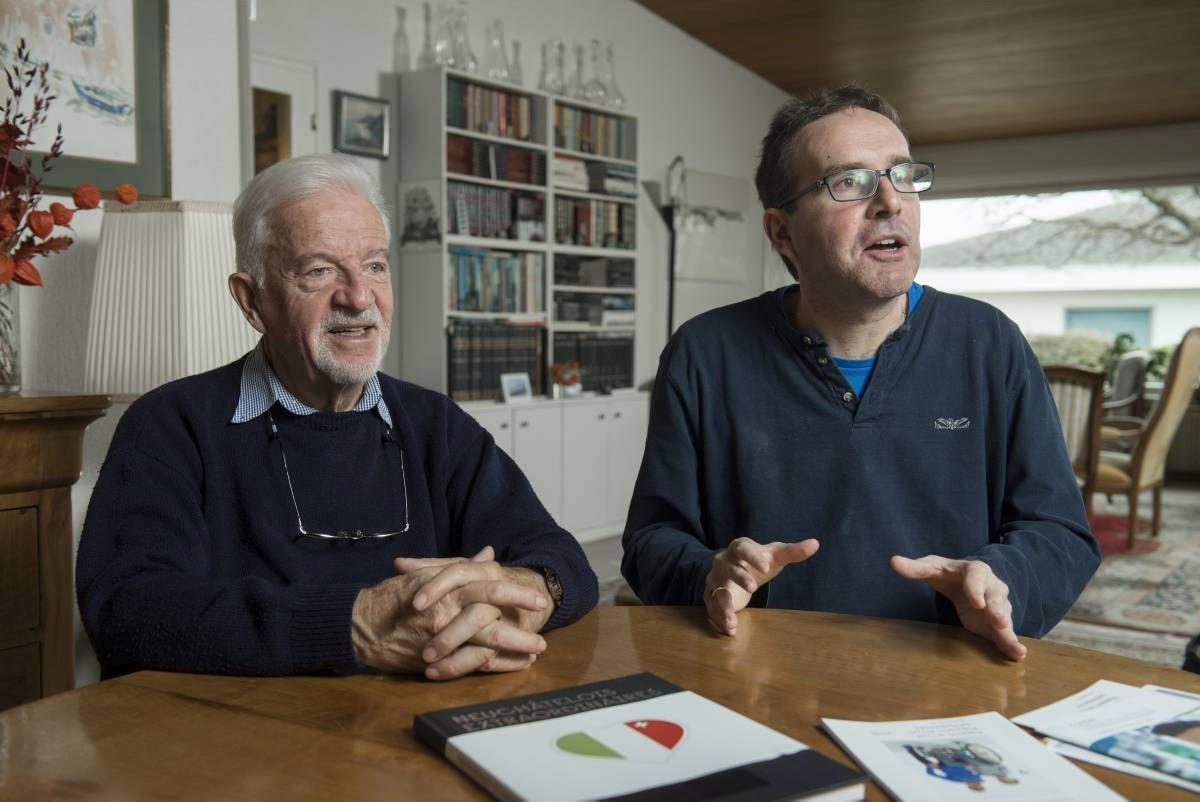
[{"x1": 541, "y1": 567, "x2": 564, "y2": 605}]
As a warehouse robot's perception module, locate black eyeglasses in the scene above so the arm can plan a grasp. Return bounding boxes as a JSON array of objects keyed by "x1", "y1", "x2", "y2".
[
  {"x1": 267, "y1": 411, "x2": 410, "y2": 541},
  {"x1": 777, "y1": 161, "x2": 935, "y2": 207}
]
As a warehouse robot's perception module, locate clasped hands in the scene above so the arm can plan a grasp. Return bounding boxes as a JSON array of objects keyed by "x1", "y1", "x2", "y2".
[
  {"x1": 352, "y1": 545, "x2": 554, "y2": 681},
  {"x1": 703, "y1": 537, "x2": 1027, "y2": 661}
]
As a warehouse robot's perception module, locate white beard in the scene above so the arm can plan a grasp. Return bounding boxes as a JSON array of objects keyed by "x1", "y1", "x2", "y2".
[{"x1": 312, "y1": 309, "x2": 388, "y2": 385}]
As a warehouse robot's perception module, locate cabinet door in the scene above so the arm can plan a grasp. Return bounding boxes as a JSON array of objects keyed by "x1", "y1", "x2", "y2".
[
  {"x1": 561, "y1": 402, "x2": 612, "y2": 533},
  {"x1": 606, "y1": 397, "x2": 650, "y2": 526},
  {"x1": 471, "y1": 408, "x2": 514, "y2": 455},
  {"x1": 512, "y1": 405, "x2": 563, "y2": 521}
]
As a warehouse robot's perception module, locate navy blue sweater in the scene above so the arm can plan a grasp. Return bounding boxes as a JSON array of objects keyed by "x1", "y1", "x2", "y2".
[
  {"x1": 78, "y1": 360, "x2": 597, "y2": 678},
  {"x1": 622, "y1": 286, "x2": 1099, "y2": 636}
]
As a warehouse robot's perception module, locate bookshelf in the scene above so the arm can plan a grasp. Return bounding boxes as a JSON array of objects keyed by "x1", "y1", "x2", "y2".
[{"x1": 395, "y1": 67, "x2": 638, "y2": 402}]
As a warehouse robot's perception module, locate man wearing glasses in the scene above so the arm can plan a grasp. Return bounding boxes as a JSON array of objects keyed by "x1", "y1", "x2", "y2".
[
  {"x1": 622, "y1": 86, "x2": 1098, "y2": 660},
  {"x1": 78, "y1": 154, "x2": 597, "y2": 681}
]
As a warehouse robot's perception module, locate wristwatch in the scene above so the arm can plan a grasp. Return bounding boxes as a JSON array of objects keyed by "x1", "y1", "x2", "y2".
[{"x1": 536, "y1": 565, "x2": 564, "y2": 608}]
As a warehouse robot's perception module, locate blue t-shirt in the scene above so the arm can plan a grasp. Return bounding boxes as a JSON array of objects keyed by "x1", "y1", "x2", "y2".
[{"x1": 775, "y1": 282, "x2": 925, "y2": 396}]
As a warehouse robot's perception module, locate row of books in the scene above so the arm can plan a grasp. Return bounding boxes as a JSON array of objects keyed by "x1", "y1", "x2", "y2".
[
  {"x1": 553, "y1": 104, "x2": 635, "y2": 161},
  {"x1": 554, "y1": 292, "x2": 635, "y2": 326},
  {"x1": 553, "y1": 331, "x2": 634, "y2": 391},
  {"x1": 554, "y1": 254, "x2": 635, "y2": 288},
  {"x1": 447, "y1": 319, "x2": 544, "y2": 402},
  {"x1": 448, "y1": 247, "x2": 545, "y2": 314},
  {"x1": 550, "y1": 157, "x2": 637, "y2": 198},
  {"x1": 446, "y1": 134, "x2": 546, "y2": 186},
  {"x1": 448, "y1": 181, "x2": 546, "y2": 241},
  {"x1": 553, "y1": 197, "x2": 636, "y2": 249},
  {"x1": 446, "y1": 78, "x2": 536, "y2": 142}
]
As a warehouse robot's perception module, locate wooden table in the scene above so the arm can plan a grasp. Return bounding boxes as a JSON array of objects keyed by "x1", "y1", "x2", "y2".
[
  {"x1": 1, "y1": 606, "x2": 1196, "y2": 800},
  {"x1": 0, "y1": 391, "x2": 109, "y2": 711}
]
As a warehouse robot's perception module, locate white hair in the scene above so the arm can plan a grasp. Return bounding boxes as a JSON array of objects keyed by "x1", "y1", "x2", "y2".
[{"x1": 233, "y1": 154, "x2": 391, "y2": 286}]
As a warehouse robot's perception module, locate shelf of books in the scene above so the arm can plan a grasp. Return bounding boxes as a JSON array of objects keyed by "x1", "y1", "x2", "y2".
[
  {"x1": 396, "y1": 67, "x2": 637, "y2": 401},
  {"x1": 548, "y1": 96, "x2": 638, "y2": 393}
]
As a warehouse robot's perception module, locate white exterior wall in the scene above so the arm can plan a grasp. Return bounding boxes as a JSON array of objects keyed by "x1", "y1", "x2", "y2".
[{"x1": 922, "y1": 266, "x2": 1200, "y2": 347}]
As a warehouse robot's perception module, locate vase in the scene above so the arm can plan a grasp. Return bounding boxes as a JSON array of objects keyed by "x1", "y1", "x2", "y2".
[
  {"x1": 0, "y1": 282, "x2": 19, "y2": 394},
  {"x1": 392, "y1": 6, "x2": 411, "y2": 73}
]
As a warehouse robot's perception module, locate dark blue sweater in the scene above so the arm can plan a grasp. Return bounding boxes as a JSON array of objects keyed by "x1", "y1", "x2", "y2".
[
  {"x1": 621, "y1": 286, "x2": 1099, "y2": 636},
  {"x1": 78, "y1": 359, "x2": 597, "y2": 678}
]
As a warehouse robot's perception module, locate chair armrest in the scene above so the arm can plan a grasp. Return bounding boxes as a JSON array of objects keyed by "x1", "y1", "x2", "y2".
[
  {"x1": 1102, "y1": 416, "x2": 1144, "y2": 431},
  {"x1": 1102, "y1": 393, "x2": 1141, "y2": 410}
]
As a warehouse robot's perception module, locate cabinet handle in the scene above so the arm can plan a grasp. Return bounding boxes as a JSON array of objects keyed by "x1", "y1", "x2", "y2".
[
  {"x1": 614, "y1": 411, "x2": 623, "y2": 419},
  {"x1": 499, "y1": 422, "x2": 510, "y2": 429},
  {"x1": 519, "y1": 420, "x2": 530, "y2": 428},
  {"x1": 598, "y1": 413, "x2": 606, "y2": 420}
]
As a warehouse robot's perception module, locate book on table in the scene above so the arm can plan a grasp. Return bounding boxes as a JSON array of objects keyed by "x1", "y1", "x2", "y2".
[
  {"x1": 1013, "y1": 679, "x2": 1200, "y2": 789},
  {"x1": 414, "y1": 672, "x2": 864, "y2": 801},
  {"x1": 822, "y1": 711, "x2": 1125, "y2": 801}
]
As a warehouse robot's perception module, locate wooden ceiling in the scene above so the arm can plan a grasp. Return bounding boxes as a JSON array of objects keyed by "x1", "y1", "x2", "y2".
[{"x1": 636, "y1": 0, "x2": 1200, "y2": 145}]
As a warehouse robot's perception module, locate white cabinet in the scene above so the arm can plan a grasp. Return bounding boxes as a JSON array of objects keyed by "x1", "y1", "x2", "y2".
[
  {"x1": 561, "y1": 396, "x2": 650, "y2": 539},
  {"x1": 465, "y1": 394, "x2": 649, "y2": 542},
  {"x1": 468, "y1": 402, "x2": 563, "y2": 520}
]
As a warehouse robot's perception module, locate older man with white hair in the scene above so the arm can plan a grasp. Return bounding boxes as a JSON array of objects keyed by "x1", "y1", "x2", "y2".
[{"x1": 78, "y1": 154, "x2": 596, "y2": 681}]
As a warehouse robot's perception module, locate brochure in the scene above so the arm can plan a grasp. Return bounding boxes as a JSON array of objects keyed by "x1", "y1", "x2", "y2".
[
  {"x1": 822, "y1": 711, "x2": 1125, "y2": 801},
  {"x1": 1013, "y1": 679, "x2": 1200, "y2": 785},
  {"x1": 414, "y1": 672, "x2": 865, "y2": 801},
  {"x1": 1041, "y1": 737, "x2": 1200, "y2": 794}
]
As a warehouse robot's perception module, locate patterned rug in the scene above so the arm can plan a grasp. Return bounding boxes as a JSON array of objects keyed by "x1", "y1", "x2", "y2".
[
  {"x1": 1063, "y1": 540, "x2": 1200, "y2": 636},
  {"x1": 1089, "y1": 512, "x2": 1159, "y2": 555}
]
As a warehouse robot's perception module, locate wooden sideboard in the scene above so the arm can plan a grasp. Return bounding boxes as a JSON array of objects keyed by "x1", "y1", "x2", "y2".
[{"x1": 0, "y1": 392, "x2": 109, "y2": 711}]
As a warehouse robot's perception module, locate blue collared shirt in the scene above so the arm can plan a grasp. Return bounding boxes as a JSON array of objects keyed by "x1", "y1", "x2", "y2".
[{"x1": 231, "y1": 340, "x2": 393, "y2": 427}]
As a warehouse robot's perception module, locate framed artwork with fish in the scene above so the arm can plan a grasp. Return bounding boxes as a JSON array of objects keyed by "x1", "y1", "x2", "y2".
[{"x1": 0, "y1": 0, "x2": 169, "y2": 197}]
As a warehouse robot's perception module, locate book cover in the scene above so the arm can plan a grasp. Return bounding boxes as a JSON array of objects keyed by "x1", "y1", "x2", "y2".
[
  {"x1": 822, "y1": 711, "x2": 1125, "y2": 802},
  {"x1": 415, "y1": 673, "x2": 863, "y2": 802}
]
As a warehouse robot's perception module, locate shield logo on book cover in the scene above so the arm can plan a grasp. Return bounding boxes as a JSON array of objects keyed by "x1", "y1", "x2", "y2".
[{"x1": 556, "y1": 720, "x2": 685, "y2": 761}]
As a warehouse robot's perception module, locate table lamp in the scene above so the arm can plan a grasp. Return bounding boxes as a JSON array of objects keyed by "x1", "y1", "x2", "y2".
[{"x1": 83, "y1": 201, "x2": 258, "y2": 397}]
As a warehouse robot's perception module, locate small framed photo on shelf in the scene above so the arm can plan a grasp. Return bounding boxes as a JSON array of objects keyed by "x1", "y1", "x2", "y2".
[
  {"x1": 398, "y1": 179, "x2": 442, "y2": 249},
  {"x1": 500, "y1": 372, "x2": 533, "y2": 403},
  {"x1": 332, "y1": 91, "x2": 390, "y2": 159}
]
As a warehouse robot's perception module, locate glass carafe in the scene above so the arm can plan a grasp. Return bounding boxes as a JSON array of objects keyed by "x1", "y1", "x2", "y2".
[
  {"x1": 583, "y1": 39, "x2": 607, "y2": 105},
  {"x1": 605, "y1": 42, "x2": 625, "y2": 109},
  {"x1": 392, "y1": 6, "x2": 411, "y2": 72},
  {"x1": 417, "y1": 2, "x2": 436, "y2": 68}
]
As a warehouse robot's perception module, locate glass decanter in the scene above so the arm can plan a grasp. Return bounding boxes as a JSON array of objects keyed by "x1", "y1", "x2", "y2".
[
  {"x1": 417, "y1": 2, "x2": 436, "y2": 69},
  {"x1": 583, "y1": 39, "x2": 607, "y2": 105},
  {"x1": 483, "y1": 18, "x2": 509, "y2": 81},
  {"x1": 566, "y1": 41, "x2": 586, "y2": 99},
  {"x1": 392, "y1": 6, "x2": 411, "y2": 73},
  {"x1": 509, "y1": 40, "x2": 523, "y2": 86},
  {"x1": 605, "y1": 42, "x2": 625, "y2": 109}
]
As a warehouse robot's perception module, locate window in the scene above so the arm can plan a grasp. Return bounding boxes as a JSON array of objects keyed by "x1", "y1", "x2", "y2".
[{"x1": 1065, "y1": 308, "x2": 1152, "y2": 346}]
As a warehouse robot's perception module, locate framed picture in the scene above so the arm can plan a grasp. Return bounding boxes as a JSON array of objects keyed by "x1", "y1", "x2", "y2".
[
  {"x1": 500, "y1": 372, "x2": 533, "y2": 403},
  {"x1": 332, "y1": 90, "x2": 389, "y2": 160},
  {"x1": 398, "y1": 179, "x2": 442, "y2": 249},
  {"x1": 2, "y1": 0, "x2": 171, "y2": 197}
]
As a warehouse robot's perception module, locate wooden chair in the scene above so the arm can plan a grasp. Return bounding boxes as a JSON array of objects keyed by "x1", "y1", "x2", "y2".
[
  {"x1": 1100, "y1": 349, "x2": 1150, "y2": 448},
  {"x1": 1043, "y1": 365, "x2": 1105, "y2": 517},
  {"x1": 1093, "y1": 327, "x2": 1200, "y2": 550}
]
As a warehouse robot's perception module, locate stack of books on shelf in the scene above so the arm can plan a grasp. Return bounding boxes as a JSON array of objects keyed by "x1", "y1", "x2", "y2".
[
  {"x1": 554, "y1": 293, "x2": 634, "y2": 326},
  {"x1": 551, "y1": 156, "x2": 589, "y2": 192},
  {"x1": 553, "y1": 197, "x2": 635, "y2": 249},
  {"x1": 446, "y1": 134, "x2": 546, "y2": 185},
  {"x1": 553, "y1": 104, "x2": 635, "y2": 160},
  {"x1": 448, "y1": 247, "x2": 545, "y2": 314},
  {"x1": 448, "y1": 181, "x2": 545, "y2": 241},
  {"x1": 553, "y1": 331, "x2": 634, "y2": 391},
  {"x1": 554, "y1": 255, "x2": 635, "y2": 288},
  {"x1": 446, "y1": 77, "x2": 534, "y2": 141},
  {"x1": 447, "y1": 319, "x2": 544, "y2": 402},
  {"x1": 586, "y1": 161, "x2": 637, "y2": 197}
]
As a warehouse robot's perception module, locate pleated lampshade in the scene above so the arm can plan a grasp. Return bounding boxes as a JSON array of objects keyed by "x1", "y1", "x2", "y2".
[{"x1": 84, "y1": 201, "x2": 258, "y2": 396}]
